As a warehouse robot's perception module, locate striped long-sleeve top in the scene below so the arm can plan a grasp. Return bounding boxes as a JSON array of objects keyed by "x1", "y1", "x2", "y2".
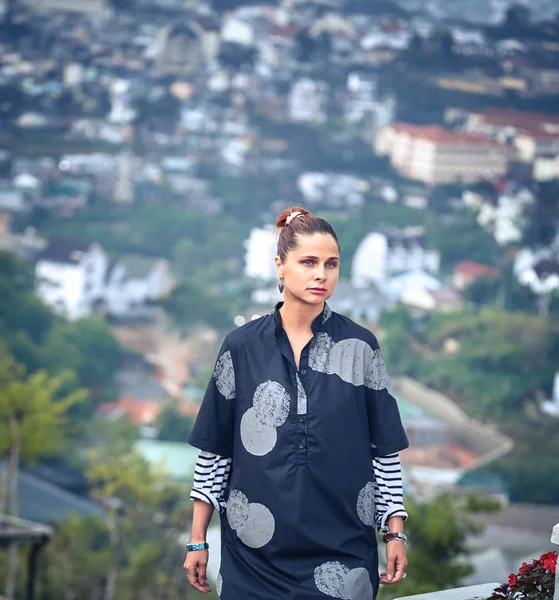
[{"x1": 191, "y1": 451, "x2": 407, "y2": 533}]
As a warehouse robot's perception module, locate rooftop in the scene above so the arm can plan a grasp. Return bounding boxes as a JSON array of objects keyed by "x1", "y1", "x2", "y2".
[
  {"x1": 38, "y1": 236, "x2": 93, "y2": 265},
  {"x1": 391, "y1": 123, "x2": 503, "y2": 147}
]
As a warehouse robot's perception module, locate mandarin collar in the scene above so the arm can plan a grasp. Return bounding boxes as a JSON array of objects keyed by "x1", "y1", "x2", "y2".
[{"x1": 272, "y1": 302, "x2": 332, "y2": 340}]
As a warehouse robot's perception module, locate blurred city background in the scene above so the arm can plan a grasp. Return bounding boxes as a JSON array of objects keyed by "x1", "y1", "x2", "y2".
[{"x1": 0, "y1": 0, "x2": 558, "y2": 598}]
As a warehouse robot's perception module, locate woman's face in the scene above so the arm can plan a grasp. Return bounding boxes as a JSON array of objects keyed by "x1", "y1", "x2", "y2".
[{"x1": 276, "y1": 233, "x2": 340, "y2": 306}]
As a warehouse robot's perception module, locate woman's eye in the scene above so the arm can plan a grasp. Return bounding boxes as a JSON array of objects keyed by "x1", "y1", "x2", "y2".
[
  {"x1": 327, "y1": 262, "x2": 338, "y2": 268},
  {"x1": 303, "y1": 260, "x2": 314, "y2": 266}
]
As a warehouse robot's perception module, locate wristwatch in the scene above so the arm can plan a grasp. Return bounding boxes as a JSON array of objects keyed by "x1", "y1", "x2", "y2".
[
  {"x1": 382, "y1": 532, "x2": 407, "y2": 545},
  {"x1": 186, "y1": 542, "x2": 209, "y2": 552}
]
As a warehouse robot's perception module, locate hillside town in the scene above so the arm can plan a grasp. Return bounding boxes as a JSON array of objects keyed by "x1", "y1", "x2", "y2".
[{"x1": 0, "y1": 0, "x2": 558, "y2": 598}]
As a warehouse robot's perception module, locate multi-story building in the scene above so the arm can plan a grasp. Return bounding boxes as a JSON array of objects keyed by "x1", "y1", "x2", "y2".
[
  {"x1": 514, "y1": 129, "x2": 559, "y2": 162},
  {"x1": 21, "y1": 0, "x2": 111, "y2": 16},
  {"x1": 464, "y1": 108, "x2": 559, "y2": 140},
  {"x1": 375, "y1": 123, "x2": 515, "y2": 184},
  {"x1": 351, "y1": 226, "x2": 440, "y2": 288},
  {"x1": 36, "y1": 238, "x2": 108, "y2": 320},
  {"x1": 288, "y1": 78, "x2": 328, "y2": 124}
]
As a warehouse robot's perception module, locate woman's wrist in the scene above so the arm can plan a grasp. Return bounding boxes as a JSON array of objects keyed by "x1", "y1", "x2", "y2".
[{"x1": 387, "y1": 515, "x2": 404, "y2": 534}]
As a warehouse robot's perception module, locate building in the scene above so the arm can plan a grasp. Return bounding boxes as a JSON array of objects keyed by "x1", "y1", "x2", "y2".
[
  {"x1": 453, "y1": 261, "x2": 501, "y2": 290},
  {"x1": 514, "y1": 129, "x2": 559, "y2": 162},
  {"x1": 375, "y1": 123, "x2": 515, "y2": 184},
  {"x1": 113, "y1": 151, "x2": 136, "y2": 204},
  {"x1": 533, "y1": 154, "x2": 559, "y2": 182},
  {"x1": 35, "y1": 237, "x2": 108, "y2": 320},
  {"x1": 105, "y1": 255, "x2": 174, "y2": 319},
  {"x1": 156, "y1": 23, "x2": 206, "y2": 75},
  {"x1": 351, "y1": 227, "x2": 440, "y2": 288},
  {"x1": 464, "y1": 108, "x2": 559, "y2": 140},
  {"x1": 21, "y1": 0, "x2": 111, "y2": 16},
  {"x1": 244, "y1": 226, "x2": 278, "y2": 282},
  {"x1": 288, "y1": 78, "x2": 328, "y2": 124}
]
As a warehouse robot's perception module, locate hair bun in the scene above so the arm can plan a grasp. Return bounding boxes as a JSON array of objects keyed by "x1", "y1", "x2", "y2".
[{"x1": 276, "y1": 207, "x2": 311, "y2": 230}]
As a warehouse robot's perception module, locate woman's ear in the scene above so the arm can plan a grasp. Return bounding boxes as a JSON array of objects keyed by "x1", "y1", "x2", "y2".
[{"x1": 274, "y1": 256, "x2": 283, "y2": 278}]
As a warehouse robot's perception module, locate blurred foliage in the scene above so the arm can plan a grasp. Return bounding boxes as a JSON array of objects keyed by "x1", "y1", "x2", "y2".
[
  {"x1": 378, "y1": 493, "x2": 499, "y2": 599},
  {"x1": 156, "y1": 402, "x2": 195, "y2": 443},
  {"x1": 0, "y1": 252, "x2": 121, "y2": 415},
  {"x1": 381, "y1": 306, "x2": 559, "y2": 503}
]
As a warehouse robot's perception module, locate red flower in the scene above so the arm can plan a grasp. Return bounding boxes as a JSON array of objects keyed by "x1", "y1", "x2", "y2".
[
  {"x1": 508, "y1": 573, "x2": 517, "y2": 588},
  {"x1": 518, "y1": 561, "x2": 529, "y2": 575},
  {"x1": 541, "y1": 551, "x2": 557, "y2": 574}
]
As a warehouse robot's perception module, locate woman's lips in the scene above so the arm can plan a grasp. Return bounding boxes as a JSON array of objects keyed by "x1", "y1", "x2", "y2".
[{"x1": 308, "y1": 288, "x2": 326, "y2": 294}]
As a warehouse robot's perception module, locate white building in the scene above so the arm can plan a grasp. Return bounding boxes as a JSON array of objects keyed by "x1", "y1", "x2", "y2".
[
  {"x1": 477, "y1": 187, "x2": 534, "y2": 246},
  {"x1": 63, "y1": 63, "x2": 84, "y2": 87},
  {"x1": 513, "y1": 237, "x2": 559, "y2": 315},
  {"x1": 105, "y1": 255, "x2": 174, "y2": 318},
  {"x1": 533, "y1": 155, "x2": 559, "y2": 182},
  {"x1": 21, "y1": 0, "x2": 111, "y2": 16},
  {"x1": 515, "y1": 130, "x2": 559, "y2": 162},
  {"x1": 375, "y1": 123, "x2": 515, "y2": 184},
  {"x1": 244, "y1": 226, "x2": 277, "y2": 281},
  {"x1": 221, "y1": 15, "x2": 255, "y2": 47},
  {"x1": 36, "y1": 238, "x2": 108, "y2": 320},
  {"x1": 288, "y1": 78, "x2": 328, "y2": 124},
  {"x1": 352, "y1": 227, "x2": 440, "y2": 288}
]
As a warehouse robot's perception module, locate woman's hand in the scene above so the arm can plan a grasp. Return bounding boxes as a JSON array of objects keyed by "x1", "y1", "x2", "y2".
[
  {"x1": 380, "y1": 540, "x2": 408, "y2": 585},
  {"x1": 183, "y1": 548, "x2": 211, "y2": 593}
]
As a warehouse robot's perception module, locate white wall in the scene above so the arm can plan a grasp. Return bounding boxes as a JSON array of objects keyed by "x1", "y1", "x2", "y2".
[
  {"x1": 244, "y1": 226, "x2": 277, "y2": 281},
  {"x1": 36, "y1": 261, "x2": 86, "y2": 319},
  {"x1": 351, "y1": 232, "x2": 388, "y2": 288},
  {"x1": 36, "y1": 244, "x2": 108, "y2": 320}
]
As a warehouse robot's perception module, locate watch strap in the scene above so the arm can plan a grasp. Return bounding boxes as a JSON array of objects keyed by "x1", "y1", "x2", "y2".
[
  {"x1": 186, "y1": 542, "x2": 209, "y2": 552},
  {"x1": 382, "y1": 532, "x2": 407, "y2": 545}
]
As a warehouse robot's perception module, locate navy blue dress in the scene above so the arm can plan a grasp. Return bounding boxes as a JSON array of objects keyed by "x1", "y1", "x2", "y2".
[{"x1": 189, "y1": 302, "x2": 409, "y2": 600}]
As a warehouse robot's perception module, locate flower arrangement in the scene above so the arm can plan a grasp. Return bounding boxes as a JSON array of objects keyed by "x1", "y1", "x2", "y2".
[{"x1": 487, "y1": 551, "x2": 557, "y2": 600}]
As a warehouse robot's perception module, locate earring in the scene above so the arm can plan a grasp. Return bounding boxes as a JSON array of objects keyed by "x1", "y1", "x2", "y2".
[{"x1": 278, "y1": 278, "x2": 284, "y2": 293}]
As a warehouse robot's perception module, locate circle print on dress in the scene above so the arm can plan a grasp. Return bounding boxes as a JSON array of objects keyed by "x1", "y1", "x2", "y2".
[
  {"x1": 364, "y1": 349, "x2": 390, "y2": 391},
  {"x1": 327, "y1": 339, "x2": 373, "y2": 386},
  {"x1": 356, "y1": 482, "x2": 376, "y2": 527},
  {"x1": 213, "y1": 351, "x2": 236, "y2": 399},
  {"x1": 309, "y1": 333, "x2": 335, "y2": 373},
  {"x1": 240, "y1": 407, "x2": 278, "y2": 456},
  {"x1": 252, "y1": 380, "x2": 290, "y2": 427},
  {"x1": 314, "y1": 561, "x2": 350, "y2": 598},
  {"x1": 237, "y1": 502, "x2": 275, "y2": 549},
  {"x1": 343, "y1": 568, "x2": 373, "y2": 600},
  {"x1": 226, "y1": 489, "x2": 249, "y2": 531}
]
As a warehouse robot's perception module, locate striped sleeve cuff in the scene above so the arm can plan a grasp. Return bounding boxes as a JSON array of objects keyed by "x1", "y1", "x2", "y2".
[
  {"x1": 190, "y1": 488, "x2": 223, "y2": 512},
  {"x1": 191, "y1": 450, "x2": 231, "y2": 513},
  {"x1": 378, "y1": 504, "x2": 408, "y2": 533}
]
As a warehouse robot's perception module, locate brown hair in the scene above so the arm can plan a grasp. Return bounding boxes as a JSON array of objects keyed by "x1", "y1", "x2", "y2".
[{"x1": 275, "y1": 206, "x2": 340, "y2": 261}]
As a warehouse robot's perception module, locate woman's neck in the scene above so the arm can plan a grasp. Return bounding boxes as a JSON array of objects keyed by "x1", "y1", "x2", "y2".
[{"x1": 279, "y1": 297, "x2": 324, "y2": 333}]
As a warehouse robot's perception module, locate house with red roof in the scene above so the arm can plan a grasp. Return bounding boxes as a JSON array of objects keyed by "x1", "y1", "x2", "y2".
[
  {"x1": 453, "y1": 261, "x2": 501, "y2": 290},
  {"x1": 375, "y1": 123, "x2": 516, "y2": 184}
]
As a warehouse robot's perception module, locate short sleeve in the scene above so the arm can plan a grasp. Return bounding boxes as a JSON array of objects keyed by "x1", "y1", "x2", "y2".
[
  {"x1": 364, "y1": 341, "x2": 409, "y2": 458},
  {"x1": 188, "y1": 335, "x2": 236, "y2": 458}
]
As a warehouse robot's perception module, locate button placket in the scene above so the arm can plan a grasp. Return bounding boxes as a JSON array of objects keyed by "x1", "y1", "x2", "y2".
[{"x1": 295, "y1": 367, "x2": 309, "y2": 463}]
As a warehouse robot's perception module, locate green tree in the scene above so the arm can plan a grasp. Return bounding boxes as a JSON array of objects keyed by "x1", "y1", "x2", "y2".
[
  {"x1": 41, "y1": 317, "x2": 121, "y2": 410},
  {"x1": 0, "y1": 346, "x2": 87, "y2": 597},
  {"x1": 426, "y1": 208, "x2": 500, "y2": 271},
  {"x1": 156, "y1": 403, "x2": 194, "y2": 443},
  {"x1": 378, "y1": 494, "x2": 497, "y2": 599},
  {"x1": 41, "y1": 516, "x2": 111, "y2": 600},
  {"x1": 164, "y1": 283, "x2": 234, "y2": 333}
]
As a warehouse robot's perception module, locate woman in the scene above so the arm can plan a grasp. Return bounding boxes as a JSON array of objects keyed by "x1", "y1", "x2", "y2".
[{"x1": 184, "y1": 208, "x2": 409, "y2": 600}]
